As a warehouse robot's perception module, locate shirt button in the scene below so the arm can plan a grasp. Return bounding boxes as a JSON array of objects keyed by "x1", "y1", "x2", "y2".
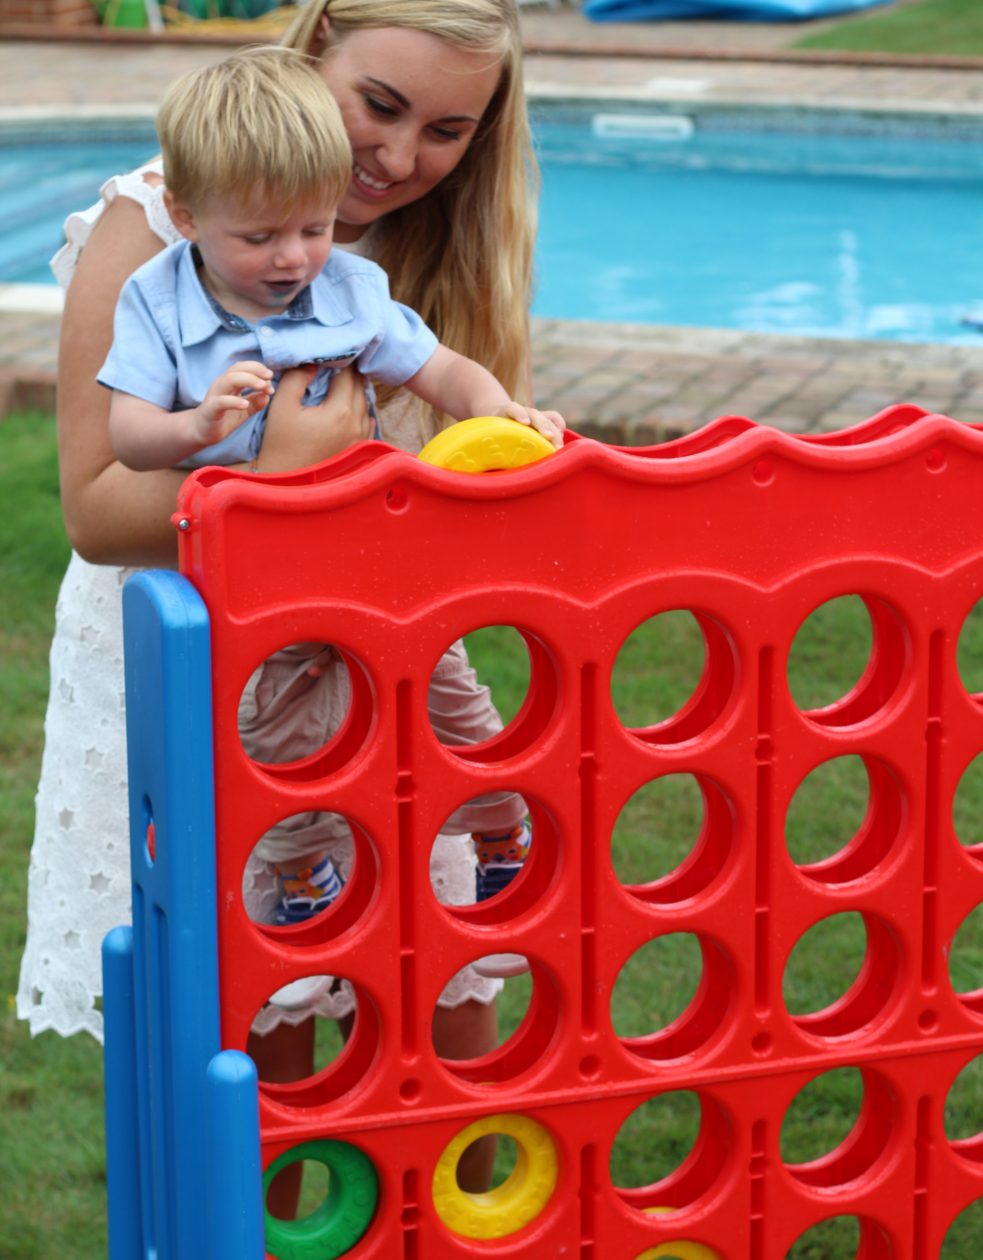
[{"x1": 260, "y1": 327, "x2": 272, "y2": 336}]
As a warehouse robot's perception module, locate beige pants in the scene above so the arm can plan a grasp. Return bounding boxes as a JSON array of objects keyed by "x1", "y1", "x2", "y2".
[{"x1": 239, "y1": 637, "x2": 526, "y2": 864}]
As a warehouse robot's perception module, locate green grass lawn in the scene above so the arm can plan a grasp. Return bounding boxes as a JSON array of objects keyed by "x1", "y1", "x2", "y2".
[
  {"x1": 5, "y1": 412, "x2": 983, "y2": 1256},
  {"x1": 0, "y1": 413, "x2": 107, "y2": 1259},
  {"x1": 794, "y1": 0, "x2": 983, "y2": 56}
]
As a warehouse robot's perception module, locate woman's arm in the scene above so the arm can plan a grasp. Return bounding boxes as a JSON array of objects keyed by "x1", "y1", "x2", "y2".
[{"x1": 57, "y1": 194, "x2": 187, "y2": 566}]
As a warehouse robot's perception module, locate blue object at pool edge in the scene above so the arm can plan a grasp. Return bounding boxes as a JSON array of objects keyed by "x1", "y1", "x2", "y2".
[{"x1": 583, "y1": 0, "x2": 894, "y2": 21}]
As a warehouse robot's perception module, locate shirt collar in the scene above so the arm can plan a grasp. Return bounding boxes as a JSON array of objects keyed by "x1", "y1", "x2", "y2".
[
  {"x1": 307, "y1": 267, "x2": 355, "y2": 328},
  {"x1": 174, "y1": 243, "x2": 321, "y2": 346}
]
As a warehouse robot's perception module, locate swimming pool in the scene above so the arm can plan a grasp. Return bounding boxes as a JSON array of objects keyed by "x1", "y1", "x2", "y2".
[
  {"x1": 0, "y1": 124, "x2": 158, "y2": 287},
  {"x1": 533, "y1": 107, "x2": 983, "y2": 345},
  {"x1": 5, "y1": 109, "x2": 983, "y2": 344}
]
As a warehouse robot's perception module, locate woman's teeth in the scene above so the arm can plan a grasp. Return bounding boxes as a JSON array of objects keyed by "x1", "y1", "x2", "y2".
[{"x1": 354, "y1": 162, "x2": 392, "y2": 191}]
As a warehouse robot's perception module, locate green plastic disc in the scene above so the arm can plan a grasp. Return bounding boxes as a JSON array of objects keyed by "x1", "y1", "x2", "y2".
[{"x1": 264, "y1": 1139, "x2": 379, "y2": 1260}]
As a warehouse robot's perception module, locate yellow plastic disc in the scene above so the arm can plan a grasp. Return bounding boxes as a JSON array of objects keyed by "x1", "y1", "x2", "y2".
[
  {"x1": 635, "y1": 1207, "x2": 720, "y2": 1260},
  {"x1": 432, "y1": 1112, "x2": 558, "y2": 1239},
  {"x1": 418, "y1": 416, "x2": 556, "y2": 473}
]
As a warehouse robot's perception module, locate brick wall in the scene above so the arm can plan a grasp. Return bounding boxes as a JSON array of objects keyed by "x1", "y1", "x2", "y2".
[{"x1": 0, "y1": 0, "x2": 98, "y2": 25}]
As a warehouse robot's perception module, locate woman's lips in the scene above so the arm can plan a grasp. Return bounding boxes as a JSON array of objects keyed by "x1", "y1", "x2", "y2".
[{"x1": 353, "y1": 160, "x2": 395, "y2": 197}]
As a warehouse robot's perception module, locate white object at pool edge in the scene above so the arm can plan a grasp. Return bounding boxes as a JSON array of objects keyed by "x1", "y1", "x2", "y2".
[{"x1": 592, "y1": 112, "x2": 695, "y2": 140}]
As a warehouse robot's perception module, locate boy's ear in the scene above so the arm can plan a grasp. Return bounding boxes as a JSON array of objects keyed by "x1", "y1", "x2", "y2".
[
  {"x1": 164, "y1": 191, "x2": 199, "y2": 243},
  {"x1": 312, "y1": 12, "x2": 331, "y2": 54}
]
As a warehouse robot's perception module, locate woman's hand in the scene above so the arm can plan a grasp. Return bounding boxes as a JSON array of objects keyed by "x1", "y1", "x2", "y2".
[{"x1": 254, "y1": 365, "x2": 373, "y2": 473}]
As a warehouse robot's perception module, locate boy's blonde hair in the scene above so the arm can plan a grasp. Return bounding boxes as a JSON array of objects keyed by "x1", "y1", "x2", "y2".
[
  {"x1": 157, "y1": 46, "x2": 352, "y2": 212},
  {"x1": 282, "y1": 0, "x2": 536, "y2": 413}
]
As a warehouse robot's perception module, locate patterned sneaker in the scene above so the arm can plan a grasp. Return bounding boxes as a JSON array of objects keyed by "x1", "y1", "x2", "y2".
[
  {"x1": 274, "y1": 855, "x2": 344, "y2": 926},
  {"x1": 472, "y1": 822, "x2": 531, "y2": 979},
  {"x1": 269, "y1": 856, "x2": 344, "y2": 1008},
  {"x1": 473, "y1": 822, "x2": 531, "y2": 903}
]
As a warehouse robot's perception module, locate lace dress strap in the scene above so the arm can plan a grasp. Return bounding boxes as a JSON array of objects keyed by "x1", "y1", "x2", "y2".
[{"x1": 50, "y1": 158, "x2": 179, "y2": 288}]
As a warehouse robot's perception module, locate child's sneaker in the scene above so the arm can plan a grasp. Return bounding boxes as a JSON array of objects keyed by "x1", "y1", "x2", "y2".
[
  {"x1": 269, "y1": 855, "x2": 344, "y2": 1008},
  {"x1": 473, "y1": 822, "x2": 531, "y2": 902},
  {"x1": 274, "y1": 855, "x2": 344, "y2": 926},
  {"x1": 472, "y1": 822, "x2": 531, "y2": 979}
]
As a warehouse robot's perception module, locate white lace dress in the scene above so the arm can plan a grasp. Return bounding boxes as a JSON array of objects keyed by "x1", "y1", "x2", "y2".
[{"x1": 16, "y1": 165, "x2": 502, "y2": 1043}]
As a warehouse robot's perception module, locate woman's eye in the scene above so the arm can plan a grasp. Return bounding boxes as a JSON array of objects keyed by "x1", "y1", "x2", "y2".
[
  {"x1": 365, "y1": 94, "x2": 397, "y2": 119},
  {"x1": 430, "y1": 126, "x2": 464, "y2": 143}
]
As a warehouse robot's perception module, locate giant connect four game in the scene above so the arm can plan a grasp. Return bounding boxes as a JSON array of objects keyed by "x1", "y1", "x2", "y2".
[{"x1": 104, "y1": 407, "x2": 983, "y2": 1259}]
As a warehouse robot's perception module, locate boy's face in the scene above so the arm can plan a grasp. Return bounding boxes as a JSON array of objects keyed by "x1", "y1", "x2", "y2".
[{"x1": 166, "y1": 192, "x2": 338, "y2": 319}]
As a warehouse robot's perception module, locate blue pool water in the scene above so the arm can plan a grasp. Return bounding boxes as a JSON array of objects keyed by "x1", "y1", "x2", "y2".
[
  {"x1": 6, "y1": 114, "x2": 983, "y2": 344},
  {"x1": 1, "y1": 130, "x2": 158, "y2": 286},
  {"x1": 534, "y1": 113, "x2": 983, "y2": 344}
]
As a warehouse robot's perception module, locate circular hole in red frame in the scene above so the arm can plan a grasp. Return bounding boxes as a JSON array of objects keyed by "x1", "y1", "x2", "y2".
[
  {"x1": 788, "y1": 593, "x2": 907, "y2": 728},
  {"x1": 781, "y1": 1067, "x2": 893, "y2": 1190},
  {"x1": 948, "y1": 904, "x2": 983, "y2": 1022},
  {"x1": 253, "y1": 980, "x2": 380, "y2": 1108},
  {"x1": 238, "y1": 642, "x2": 374, "y2": 781},
  {"x1": 783, "y1": 912, "x2": 899, "y2": 1040},
  {"x1": 243, "y1": 815, "x2": 377, "y2": 943},
  {"x1": 944, "y1": 1054, "x2": 983, "y2": 1155},
  {"x1": 613, "y1": 1090, "x2": 731, "y2": 1215},
  {"x1": 612, "y1": 609, "x2": 736, "y2": 747},
  {"x1": 943, "y1": 1199, "x2": 983, "y2": 1258},
  {"x1": 953, "y1": 753, "x2": 983, "y2": 854},
  {"x1": 429, "y1": 625, "x2": 557, "y2": 766},
  {"x1": 957, "y1": 594, "x2": 983, "y2": 706},
  {"x1": 613, "y1": 934, "x2": 733, "y2": 1063},
  {"x1": 612, "y1": 773, "x2": 734, "y2": 904},
  {"x1": 789, "y1": 1214, "x2": 893, "y2": 1259},
  {"x1": 785, "y1": 755, "x2": 903, "y2": 885},
  {"x1": 433, "y1": 796, "x2": 554, "y2": 929},
  {"x1": 434, "y1": 961, "x2": 557, "y2": 1088}
]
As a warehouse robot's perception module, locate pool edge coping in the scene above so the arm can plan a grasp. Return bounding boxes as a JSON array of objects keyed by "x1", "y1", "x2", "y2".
[{"x1": 5, "y1": 85, "x2": 983, "y2": 132}]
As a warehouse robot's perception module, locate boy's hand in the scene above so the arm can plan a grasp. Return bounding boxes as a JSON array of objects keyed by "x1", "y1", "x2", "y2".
[
  {"x1": 495, "y1": 401, "x2": 566, "y2": 449},
  {"x1": 191, "y1": 361, "x2": 274, "y2": 447}
]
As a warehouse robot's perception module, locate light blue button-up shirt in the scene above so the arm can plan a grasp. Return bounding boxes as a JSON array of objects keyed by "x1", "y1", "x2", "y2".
[{"x1": 98, "y1": 239, "x2": 439, "y2": 467}]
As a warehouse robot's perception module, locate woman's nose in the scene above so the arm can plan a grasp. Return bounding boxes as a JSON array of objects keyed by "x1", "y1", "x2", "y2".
[{"x1": 379, "y1": 128, "x2": 417, "y2": 180}]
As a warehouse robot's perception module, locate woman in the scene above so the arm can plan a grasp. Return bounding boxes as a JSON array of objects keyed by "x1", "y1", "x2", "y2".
[{"x1": 17, "y1": 0, "x2": 538, "y2": 1182}]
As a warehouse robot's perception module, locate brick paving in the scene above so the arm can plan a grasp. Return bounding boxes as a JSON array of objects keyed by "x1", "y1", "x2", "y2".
[
  {"x1": 531, "y1": 322, "x2": 983, "y2": 443},
  {"x1": 2, "y1": 7, "x2": 983, "y2": 438}
]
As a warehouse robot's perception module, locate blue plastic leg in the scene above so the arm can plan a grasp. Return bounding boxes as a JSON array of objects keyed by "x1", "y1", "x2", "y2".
[
  {"x1": 118, "y1": 570, "x2": 222, "y2": 1259},
  {"x1": 206, "y1": 1051, "x2": 265, "y2": 1260},
  {"x1": 103, "y1": 926, "x2": 145, "y2": 1260}
]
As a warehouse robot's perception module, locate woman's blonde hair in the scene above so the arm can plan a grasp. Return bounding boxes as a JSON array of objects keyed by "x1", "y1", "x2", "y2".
[
  {"x1": 158, "y1": 46, "x2": 352, "y2": 213},
  {"x1": 282, "y1": 0, "x2": 536, "y2": 412}
]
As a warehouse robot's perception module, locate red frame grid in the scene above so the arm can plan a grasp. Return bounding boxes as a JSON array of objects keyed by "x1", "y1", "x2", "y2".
[{"x1": 175, "y1": 408, "x2": 983, "y2": 1258}]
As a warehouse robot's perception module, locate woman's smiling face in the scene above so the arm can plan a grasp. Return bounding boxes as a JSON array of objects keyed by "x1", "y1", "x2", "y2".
[{"x1": 319, "y1": 25, "x2": 503, "y2": 240}]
